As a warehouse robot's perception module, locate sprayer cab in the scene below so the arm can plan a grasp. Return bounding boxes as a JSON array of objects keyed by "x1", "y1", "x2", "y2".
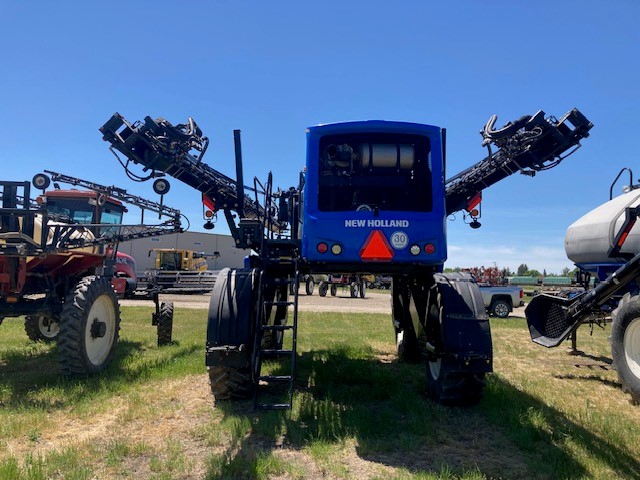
[{"x1": 302, "y1": 121, "x2": 447, "y2": 272}]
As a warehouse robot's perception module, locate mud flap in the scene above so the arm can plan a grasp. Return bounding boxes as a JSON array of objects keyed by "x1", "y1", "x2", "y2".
[
  {"x1": 206, "y1": 268, "x2": 258, "y2": 368},
  {"x1": 433, "y1": 272, "x2": 493, "y2": 374}
]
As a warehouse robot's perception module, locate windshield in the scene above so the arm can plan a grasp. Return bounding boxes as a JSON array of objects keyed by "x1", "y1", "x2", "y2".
[
  {"x1": 46, "y1": 197, "x2": 124, "y2": 236},
  {"x1": 317, "y1": 133, "x2": 432, "y2": 212}
]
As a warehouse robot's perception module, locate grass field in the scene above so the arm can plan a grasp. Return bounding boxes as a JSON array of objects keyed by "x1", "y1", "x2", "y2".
[{"x1": 0, "y1": 306, "x2": 639, "y2": 479}]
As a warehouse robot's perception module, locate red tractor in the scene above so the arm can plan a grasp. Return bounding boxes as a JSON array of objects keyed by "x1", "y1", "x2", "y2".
[{"x1": 0, "y1": 171, "x2": 181, "y2": 374}]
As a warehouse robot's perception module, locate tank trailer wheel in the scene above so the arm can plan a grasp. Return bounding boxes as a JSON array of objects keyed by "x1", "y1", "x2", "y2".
[
  {"x1": 491, "y1": 300, "x2": 510, "y2": 318},
  {"x1": 350, "y1": 282, "x2": 358, "y2": 298},
  {"x1": 25, "y1": 315, "x2": 60, "y2": 342},
  {"x1": 305, "y1": 278, "x2": 315, "y2": 295},
  {"x1": 330, "y1": 284, "x2": 338, "y2": 297},
  {"x1": 58, "y1": 276, "x2": 120, "y2": 376},
  {"x1": 157, "y1": 301, "x2": 174, "y2": 346},
  {"x1": 319, "y1": 281, "x2": 328, "y2": 297},
  {"x1": 611, "y1": 294, "x2": 640, "y2": 404},
  {"x1": 359, "y1": 281, "x2": 366, "y2": 299}
]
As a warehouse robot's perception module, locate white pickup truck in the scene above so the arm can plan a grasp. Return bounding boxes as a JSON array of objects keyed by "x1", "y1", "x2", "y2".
[{"x1": 479, "y1": 285, "x2": 525, "y2": 318}]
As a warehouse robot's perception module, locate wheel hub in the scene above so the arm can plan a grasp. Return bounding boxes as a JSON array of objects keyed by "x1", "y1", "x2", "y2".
[{"x1": 90, "y1": 318, "x2": 107, "y2": 338}]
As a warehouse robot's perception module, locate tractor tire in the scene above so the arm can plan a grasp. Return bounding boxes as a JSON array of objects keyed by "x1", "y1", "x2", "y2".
[
  {"x1": 391, "y1": 277, "x2": 420, "y2": 362},
  {"x1": 319, "y1": 281, "x2": 328, "y2": 297},
  {"x1": 58, "y1": 276, "x2": 120, "y2": 376},
  {"x1": 425, "y1": 279, "x2": 488, "y2": 405},
  {"x1": 330, "y1": 284, "x2": 338, "y2": 297},
  {"x1": 24, "y1": 315, "x2": 60, "y2": 342},
  {"x1": 350, "y1": 282, "x2": 359, "y2": 298},
  {"x1": 491, "y1": 300, "x2": 510, "y2": 318},
  {"x1": 157, "y1": 301, "x2": 174, "y2": 346},
  {"x1": 206, "y1": 268, "x2": 256, "y2": 402},
  {"x1": 305, "y1": 278, "x2": 315, "y2": 296},
  {"x1": 610, "y1": 293, "x2": 640, "y2": 404},
  {"x1": 426, "y1": 357, "x2": 486, "y2": 406},
  {"x1": 208, "y1": 365, "x2": 252, "y2": 401}
]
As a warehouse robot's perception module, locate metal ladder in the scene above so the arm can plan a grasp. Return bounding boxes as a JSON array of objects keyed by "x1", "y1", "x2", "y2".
[{"x1": 252, "y1": 256, "x2": 300, "y2": 411}]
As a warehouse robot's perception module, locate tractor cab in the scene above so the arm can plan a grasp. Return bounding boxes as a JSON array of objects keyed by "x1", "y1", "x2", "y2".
[{"x1": 42, "y1": 190, "x2": 126, "y2": 237}]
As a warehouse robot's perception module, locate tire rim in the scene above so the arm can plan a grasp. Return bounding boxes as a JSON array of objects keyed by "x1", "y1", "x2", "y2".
[
  {"x1": 39, "y1": 316, "x2": 60, "y2": 339},
  {"x1": 624, "y1": 317, "x2": 640, "y2": 379},
  {"x1": 429, "y1": 358, "x2": 441, "y2": 380},
  {"x1": 495, "y1": 303, "x2": 509, "y2": 317},
  {"x1": 85, "y1": 294, "x2": 116, "y2": 366}
]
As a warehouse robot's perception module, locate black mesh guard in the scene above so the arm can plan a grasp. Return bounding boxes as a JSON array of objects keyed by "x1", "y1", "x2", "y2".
[{"x1": 525, "y1": 294, "x2": 577, "y2": 347}]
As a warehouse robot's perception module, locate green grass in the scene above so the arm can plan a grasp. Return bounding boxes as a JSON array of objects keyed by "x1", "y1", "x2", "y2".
[{"x1": 0, "y1": 307, "x2": 639, "y2": 479}]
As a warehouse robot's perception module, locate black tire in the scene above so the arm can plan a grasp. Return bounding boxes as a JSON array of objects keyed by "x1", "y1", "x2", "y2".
[
  {"x1": 392, "y1": 277, "x2": 420, "y2": 362},
  {"x1": 206, "y1": 268, "x2": 257, "y2": 401},
  {"x1": 359, "y1": 282, "x2": 366, "y2": 299},
  {"x1": 330, "y1": 284, "x2": 338, "y2": 297},
  {"x1": 157, "y1": 302, "x2": 174, "y2": 346},
  {"x1": 350, "y1": 282, "x2": 358, "y2": 298},
  {"x1": 611, "y1": 293, "x2": 640, "y2": 404},
  {"x1": 426, "y1": 357, "x2": 486, "y2": 406},
  {"x1": 24, "y1": 315, "x2": 59, "y2": 342},
  {"x1": 58, "y1": 276, "x2": 120, "y2": 376},
  {"x1": 491, "y1": 300, "x2": 510, "y2": 318},
  {"x1": 319, "y1": 281, "x2": 328, "y2": 297},
  {"x1": 426, "y1": 285, "x2": 486, "y2": 405},
  {"x1": 208, "y1": 365, "x2": 252, "y2": 401},
  {"x1": 305, "y1": 278, "x2": 315, "y2": 296}
]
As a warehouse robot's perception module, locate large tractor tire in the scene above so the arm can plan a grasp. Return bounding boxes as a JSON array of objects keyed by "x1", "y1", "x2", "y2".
[
  {"x1": 425, "y1": 273, "x2": 492, "y2": 405},
  {"x1": 206, "y1": 268, "x2": 257, "y2": 401},
  {"x1": 610, "y1": 293, "x2": 640, "y2": 404},
  {"x1": 58, "y1": 276, "x2": 120, "y2": 376},
  {"x1": 25, "y1": 315, "x2": 60, "y2": 342},
  {"x1": 208, "y1": 364, "x2": 252, "y2": 400},
  {"x1": 157, "y1": 301, "x2": 174, "y2": 346}
]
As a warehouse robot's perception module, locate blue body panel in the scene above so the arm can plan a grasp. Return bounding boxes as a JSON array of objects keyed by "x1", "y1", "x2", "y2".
[{"x1": 301, "y1": 120, "x2": 447, "y2": 271}]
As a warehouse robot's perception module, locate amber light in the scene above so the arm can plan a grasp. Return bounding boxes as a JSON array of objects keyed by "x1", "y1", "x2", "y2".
[
  {"x1": 204, "y1": 210, "x2": 214, "y2": 218},
  {"x1": 424, "y1": 243, "x2": 435, "y2": 254},
  {"x1": 317, "y1": 242, "x2": 328, "y2": 254}
]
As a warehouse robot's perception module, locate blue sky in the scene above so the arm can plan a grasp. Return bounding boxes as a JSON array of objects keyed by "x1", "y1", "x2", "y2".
[{"x1": 1, "y1": 1, "x2": 638, "y2": 274}]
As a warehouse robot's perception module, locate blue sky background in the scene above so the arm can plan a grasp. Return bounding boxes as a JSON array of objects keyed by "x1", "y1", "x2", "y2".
[{"x1": 1, "y1": 1, "x2": 638, "y2": 273}]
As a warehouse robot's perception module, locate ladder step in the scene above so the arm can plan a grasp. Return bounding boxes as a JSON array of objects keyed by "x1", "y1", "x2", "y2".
[
  {"x1": 261, "y1": 349, "x2": 294, "y2": 356},
  {"x1": 265, "y1": 301, "x2": 294, "y2": 307},
  {"x1": 271, "y1": 279, "x2": 295, "y2": 285},
  {"x1": 259, "y1": 375, "x2": 292, "y2": 382},
  {"x1": 257, "y1": 403, "x2": 292, "y2": 411},
  {"x1": 261, "y1": 324, "x2": 293, "y2": 331}
]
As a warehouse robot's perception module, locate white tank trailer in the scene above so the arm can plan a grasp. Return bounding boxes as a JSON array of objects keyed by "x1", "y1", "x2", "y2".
[
  {"x1": 526, "y1": 180, "x2": 640, "y2": 404},
  {"x1": 565, "y1": 188, "x2": 640, "y2": 275}
]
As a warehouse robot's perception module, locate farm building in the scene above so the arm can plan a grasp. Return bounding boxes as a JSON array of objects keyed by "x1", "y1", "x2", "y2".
[{"x1": 118, "y1": 231, "x2": 249, "y2": 273}]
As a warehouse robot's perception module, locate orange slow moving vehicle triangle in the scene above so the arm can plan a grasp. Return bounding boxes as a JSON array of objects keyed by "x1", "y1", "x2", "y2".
[{"x1": 360, "y1": 230, "x2": 394, "y2": 262}]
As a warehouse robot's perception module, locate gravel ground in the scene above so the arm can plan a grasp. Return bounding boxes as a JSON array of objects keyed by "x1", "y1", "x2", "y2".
[{"x1": 120, "y1": 291, "x2": 527, "y2": 317}]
